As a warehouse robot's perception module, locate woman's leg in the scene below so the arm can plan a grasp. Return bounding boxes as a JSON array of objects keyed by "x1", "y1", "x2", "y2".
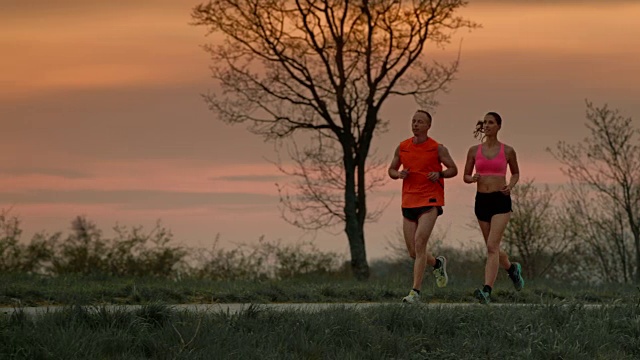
[{"x1": 483, "y1": 213, "x2": 511, "y2": 287}]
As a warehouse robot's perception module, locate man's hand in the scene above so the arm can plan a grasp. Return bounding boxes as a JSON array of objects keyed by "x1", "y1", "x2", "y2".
[{"x1": 427, "y1": 171, "x2": 441, "y2": 182}]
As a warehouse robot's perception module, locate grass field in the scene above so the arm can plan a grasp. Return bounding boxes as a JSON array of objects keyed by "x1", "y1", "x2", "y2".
[
  {"x1": 2, "y1": 302, "x2": 639, "y2": 359},
  {"x1": 1, "y1": 272, "x2": 639, "y2": 307},
  {"x1": 1, "y1": 273, "x2": 639, "y2": 358}
]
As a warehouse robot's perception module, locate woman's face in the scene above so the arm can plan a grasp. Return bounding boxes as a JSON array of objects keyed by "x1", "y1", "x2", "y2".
[{"x1": 483, "y1": 114, "x2": 500, "y2": 136}]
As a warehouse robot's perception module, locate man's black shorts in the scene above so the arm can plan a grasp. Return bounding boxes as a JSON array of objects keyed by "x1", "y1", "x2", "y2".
[
  {"x1": 474, "y1": 191, "x2": 512, "y2": 222},
  {"x1": 402, "y1": 206, "x2": 443, "y2": 222}
]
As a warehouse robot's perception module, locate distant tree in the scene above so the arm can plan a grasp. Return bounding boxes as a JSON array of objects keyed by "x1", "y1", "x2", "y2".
[
  {"x1": 0, "y1": 209, "x2": 23, "y2": 272},
  {"x1": 191, "y1": 0, "x2": 476, "y2": 279},
  {"x1": 556, "y1": 181, "x2": 635, "y2": 283},
  {"x1": 502, "y1": 180, "x2": 575, "y2": 279},
  {"x1": 549, "y1": 101, "x2": 640, "y2": 283}
]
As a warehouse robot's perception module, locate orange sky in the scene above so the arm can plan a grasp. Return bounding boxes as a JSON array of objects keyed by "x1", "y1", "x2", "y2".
[{"x1": 2, "y1": 0, "x2": 640, "y2": 259}]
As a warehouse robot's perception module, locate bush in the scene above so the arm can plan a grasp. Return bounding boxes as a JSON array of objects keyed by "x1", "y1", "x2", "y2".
[
  {"x1": 0, "y1": 213, "x2": 188, "y2": 278},
  {"x1": 0, "y1": 212, "x2": 344, "y2": 280},
  {"x1": 192, "y1": 235, "x2": 344, "y2": 280}
]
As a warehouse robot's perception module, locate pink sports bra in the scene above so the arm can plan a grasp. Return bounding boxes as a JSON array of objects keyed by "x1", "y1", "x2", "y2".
[{"x1": 475, "y1": 143, "x2": 507, "y2": 176}]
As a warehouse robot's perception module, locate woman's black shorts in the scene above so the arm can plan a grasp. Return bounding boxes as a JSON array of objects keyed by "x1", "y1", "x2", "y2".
[
  {"x1": 402, "y1": 206, "x2": 443, "y2": 222},
  {"x1": 474, "y1": 191, "x2": 512, "y2": 222}
]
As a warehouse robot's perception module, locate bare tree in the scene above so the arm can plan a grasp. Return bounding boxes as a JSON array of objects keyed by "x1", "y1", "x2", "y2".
[
  {"x1": 192, "y1": 0, "x2": 476, "y2": 279},
  {"x1": 502, "y1": 180, "x2": 574, "y2": 279},
  {"x1": 557, "y1": 181, "x2": 634, "y2": 283},
  {"x1": 549, "y1": 101, "x2": 640, "y2": 283}
]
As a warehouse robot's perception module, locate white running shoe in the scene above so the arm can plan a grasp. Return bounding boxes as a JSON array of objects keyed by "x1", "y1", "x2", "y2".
[
  {"x1": 433, "y1": 255, "x2": 448, "y2": 288},
  {"x1": 402, "y1": 289, "x2": 420, "y2": 303}
]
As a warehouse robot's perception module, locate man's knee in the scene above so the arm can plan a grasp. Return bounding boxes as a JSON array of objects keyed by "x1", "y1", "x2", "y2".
[{"x1": 413, "y1": 248, "x2": 427, "y2": 259}]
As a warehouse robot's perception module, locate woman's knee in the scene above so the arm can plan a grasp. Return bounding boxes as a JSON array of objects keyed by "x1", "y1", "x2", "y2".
[{"x1": 486, "y1": 243, "x2": 500, "y2": 255}]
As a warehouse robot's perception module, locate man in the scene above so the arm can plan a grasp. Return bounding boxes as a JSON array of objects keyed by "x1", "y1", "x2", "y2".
[{"x1": 388, "y1": 110, "x2": 458, "y2": 303}]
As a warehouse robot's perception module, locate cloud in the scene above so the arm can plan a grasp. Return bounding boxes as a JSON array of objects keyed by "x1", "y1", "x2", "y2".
[
  {"x1": 0, "y1": 189, "x2": 278, "y2": 210},
  {"x1": 0, "y1": 0, "x2": 210, "y2": 99},
  {"x1": 0, "y1": 84, "x2": 266, "y2": 165},
  {"x1": 211, "y1": 175, "x2": 284, "y2": 182},
  {"x1": 0, "y1": 0, "x2": 196, "y2": 17},
  {"x1": 0, "y1": 168, "x2": 90, "y2": 179},
  {"x1": 471, "y1": 0, "x2": 635, "y2": 4}
]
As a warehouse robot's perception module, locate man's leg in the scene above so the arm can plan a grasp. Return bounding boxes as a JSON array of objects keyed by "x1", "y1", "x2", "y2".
[
  {"x1": 412, "y1": 209, "x2": 438, "y2": 291},
  {"x1": 402, "y1": 218, "x2": 417, "y2": 259}
]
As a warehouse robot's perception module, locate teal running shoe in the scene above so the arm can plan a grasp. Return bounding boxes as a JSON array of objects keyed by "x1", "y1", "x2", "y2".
[
  {"x1": 508, "y1": 262, "x2": 525, "y2": 291},
  {"x1": 474, "y1": 288, "x2": 491, "y2": 304}
]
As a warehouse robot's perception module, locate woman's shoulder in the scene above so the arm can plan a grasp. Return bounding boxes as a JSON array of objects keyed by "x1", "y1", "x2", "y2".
[
  {"x1": 467, "y1": 144, "x2": 480, "y2": 153},
  {"x1": 501, "y1": 143, "x2": 517, "y2": 156}
]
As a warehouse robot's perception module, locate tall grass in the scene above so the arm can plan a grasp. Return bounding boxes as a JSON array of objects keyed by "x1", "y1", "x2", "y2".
[
  {"x1": 2, "y1": 271, "x2": 638, "y2": 307},
  {"x1": 2, "y1": 303, "x2": 639, "y2": 359}
]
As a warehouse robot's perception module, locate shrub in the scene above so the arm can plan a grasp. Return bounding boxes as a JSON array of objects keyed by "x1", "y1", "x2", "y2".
[{"x1": 191, "y1": 235, "x2": 344, "y2": 280}]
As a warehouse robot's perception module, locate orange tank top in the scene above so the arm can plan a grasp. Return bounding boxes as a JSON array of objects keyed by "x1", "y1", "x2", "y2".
[{"x1": 398, "y1": 137, "x2": 444, "y2": 208}]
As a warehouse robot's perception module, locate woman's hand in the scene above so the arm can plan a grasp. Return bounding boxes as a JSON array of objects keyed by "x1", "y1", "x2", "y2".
[{"x1": 467, "y1": 173, "x2": 480, "y2": 183}]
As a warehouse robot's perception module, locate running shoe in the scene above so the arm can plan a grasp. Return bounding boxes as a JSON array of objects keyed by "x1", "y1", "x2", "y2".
[
  {"x1": 508, "y1": 262, "x2": 525, "y2": 291},
  {"x1": 474, "y1": 288, "x2": 491, "y2": 304},
  {"x1": 432, "y1": 255, "x2": 449, "y2": 288},
  {"x1": 402, "y1": 290, "x2": 420, "y2": 304}
]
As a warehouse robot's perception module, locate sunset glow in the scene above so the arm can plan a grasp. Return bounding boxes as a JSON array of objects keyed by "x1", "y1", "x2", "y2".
[{"x1": 2, "y1": 0, "x2": 639, "y2": 258}]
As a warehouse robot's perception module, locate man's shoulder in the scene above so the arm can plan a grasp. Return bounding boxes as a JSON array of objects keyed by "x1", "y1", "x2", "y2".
[{"x1": 398, "y1": 137, "x2": 414, "y2": 149}]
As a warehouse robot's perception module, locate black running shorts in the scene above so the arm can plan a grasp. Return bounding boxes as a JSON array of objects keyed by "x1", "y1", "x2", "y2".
[
  {"x1": 474, "y1": 191, "x2": 512, "y2": 222},
  {"x1": 402, "y1": 206, "x2": 443, "y2": 222}
]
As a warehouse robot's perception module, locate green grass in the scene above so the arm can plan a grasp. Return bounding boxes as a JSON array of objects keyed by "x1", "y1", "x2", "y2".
[
  {"x1": 2, "y1": 303, "x2": 639, "y2": 359},
  {"x1": 1, "y1": 272, "x2": 639, "y2": 307},
  {"x1": 2, "y1": 273, "x2": 639, "y2": 358}
]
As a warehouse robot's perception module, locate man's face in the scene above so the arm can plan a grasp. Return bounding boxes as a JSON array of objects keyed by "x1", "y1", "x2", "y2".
[{"x1": 411, "y1": 112, "x2": 431, "y2": 136}]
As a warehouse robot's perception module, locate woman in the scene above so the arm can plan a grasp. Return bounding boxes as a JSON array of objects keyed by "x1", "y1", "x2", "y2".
[{"x1": 463, "y1": 112, "x2": 524, "y2": 304}]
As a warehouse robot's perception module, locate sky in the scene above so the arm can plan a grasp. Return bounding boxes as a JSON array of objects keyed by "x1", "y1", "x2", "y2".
[{"x1": 2, "y1": 0, "x2": 639, "y2": 261}]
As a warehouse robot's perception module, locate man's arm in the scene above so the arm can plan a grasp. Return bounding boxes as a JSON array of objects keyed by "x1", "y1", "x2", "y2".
[
  {"x1": 429, "y1": 144, "x2": 458, "y2": 181},
  {"x1": 388, "y1": 146, "x2": 407, "y2": 180}
]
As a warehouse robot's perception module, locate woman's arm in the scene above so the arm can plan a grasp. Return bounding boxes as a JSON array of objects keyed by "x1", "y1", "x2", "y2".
[
  {"x1": 463, "y1": 146, "x2": 479, "y2": 183},
  {"x1": 506, "y1": 145, "x2": 520, "y2": 189}
]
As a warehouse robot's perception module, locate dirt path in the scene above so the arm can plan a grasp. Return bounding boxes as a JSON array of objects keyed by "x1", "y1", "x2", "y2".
[{"x1": 0, "y1": 302, "x2": 614, "y2": 317}]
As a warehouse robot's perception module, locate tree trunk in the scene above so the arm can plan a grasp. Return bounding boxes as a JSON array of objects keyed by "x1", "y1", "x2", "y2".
[
  {"x1": 623, "y1": 198, "x2": 640, "y2": 283},
  {"x1": 345, "y1": 215, "x2": 369, "y2": 280},
  {"x1": 344, "y1": 157, "x2": 369, "y2": 280},
  {"x1": 634, "y1": 232, "x2": 640, "y2": 284}
]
